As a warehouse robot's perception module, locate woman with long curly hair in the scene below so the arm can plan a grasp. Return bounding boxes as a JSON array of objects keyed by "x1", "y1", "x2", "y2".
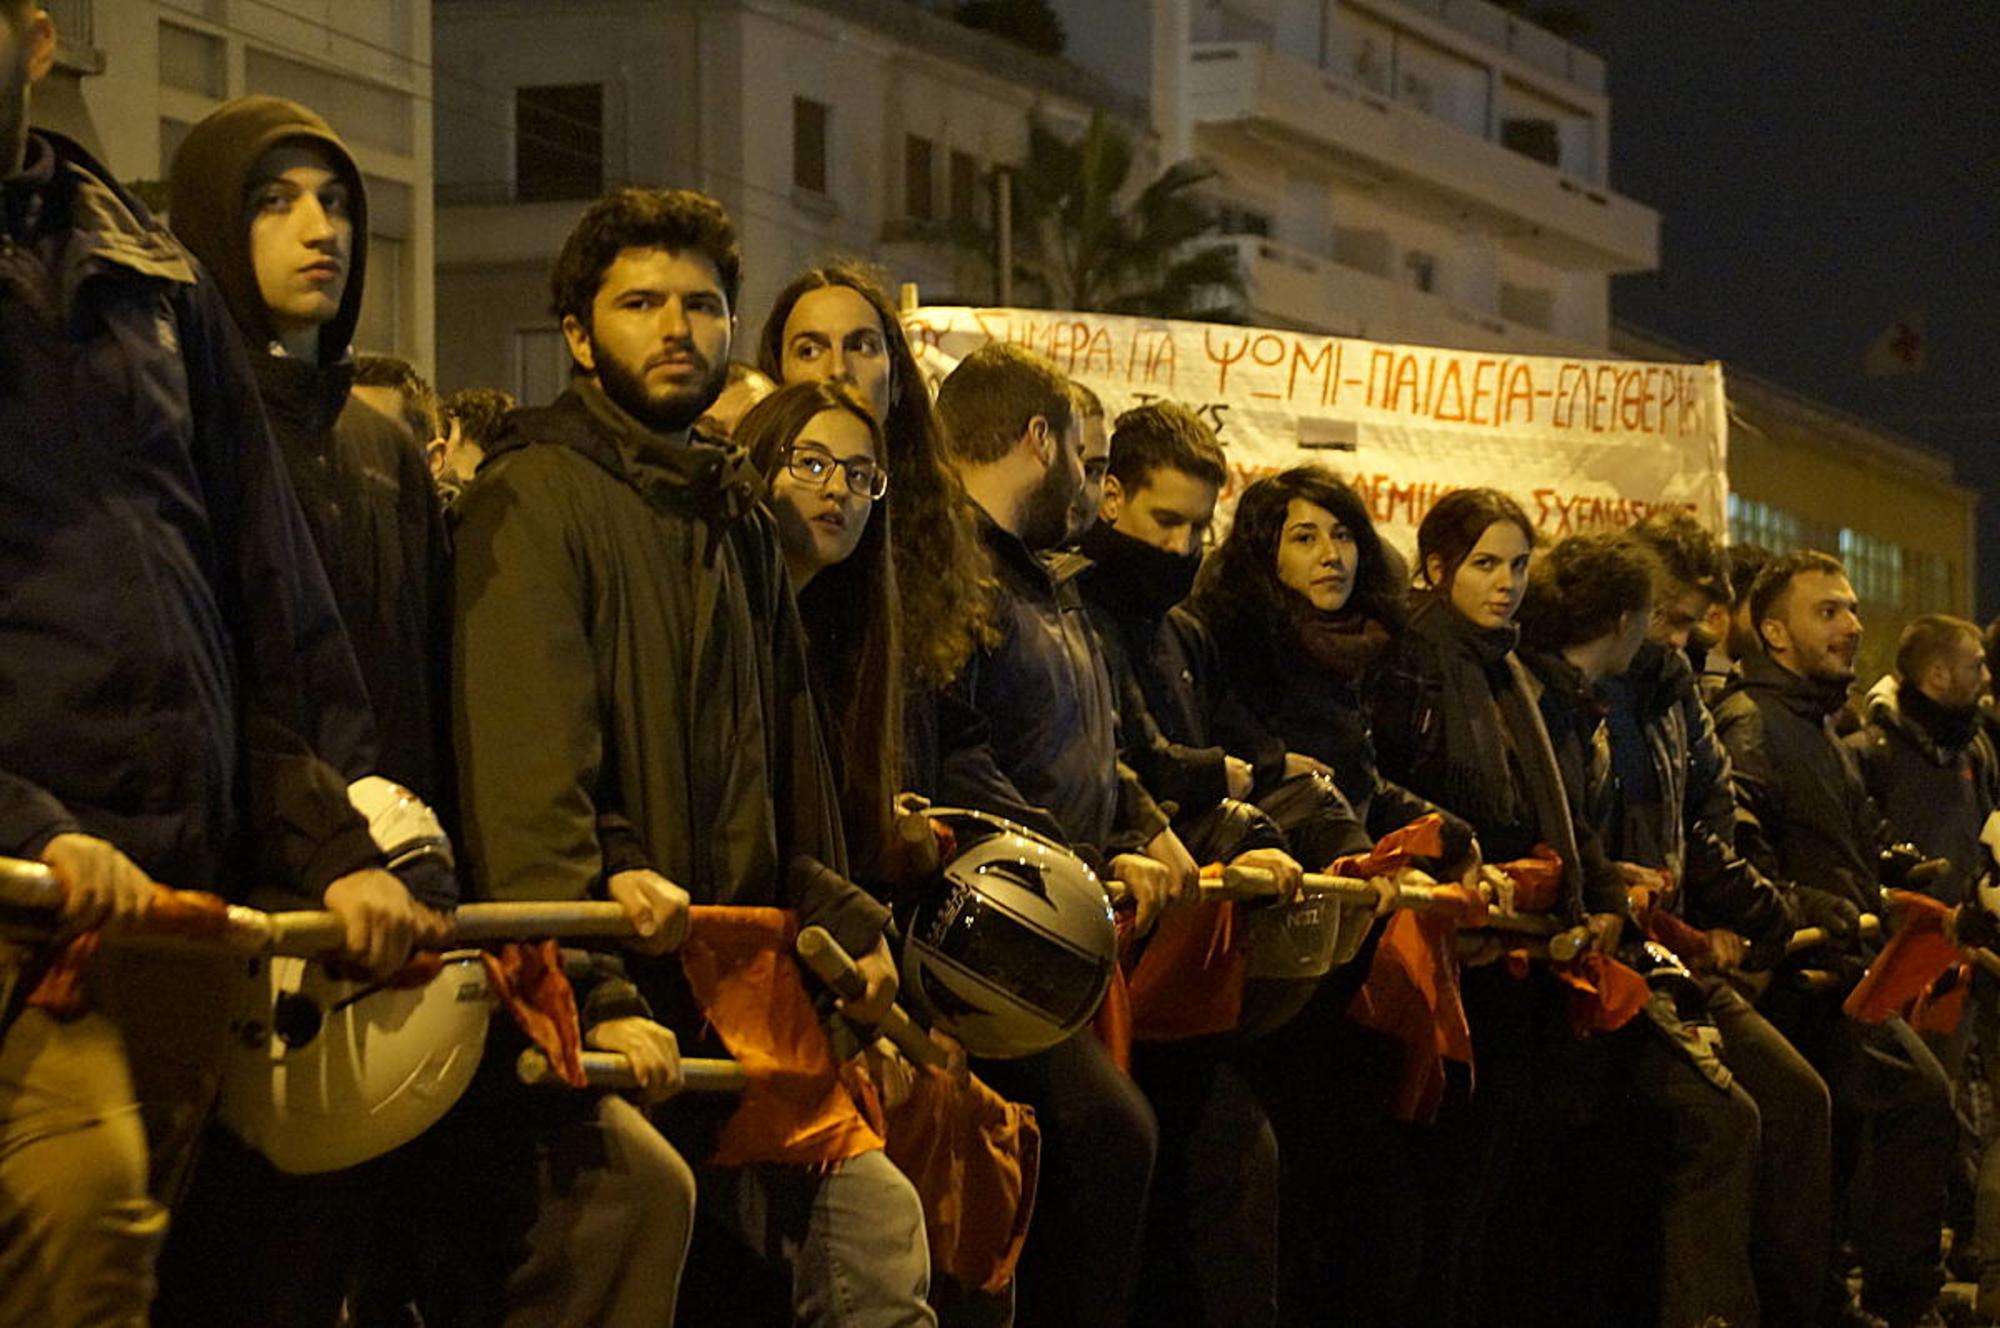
[
  {"x1": 1188, "y1": 465, "x2": 1469, "y2": 858},
  {"x1": 757, "y1": 263, "x2": 993, "y2": 691}
]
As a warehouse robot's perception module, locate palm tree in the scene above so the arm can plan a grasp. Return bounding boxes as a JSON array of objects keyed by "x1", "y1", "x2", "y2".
[{"x1": 979, "y1": 110, "x2": 1247, "y2": 322}]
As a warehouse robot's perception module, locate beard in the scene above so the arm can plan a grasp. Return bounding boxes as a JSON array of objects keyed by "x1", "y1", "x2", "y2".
[
  {"x1": 1018, "y1": 455, "x2": 1081, "y2": 552},
  {"x1": 592, "y1": 337, "x2": 728, "y2": 436}
]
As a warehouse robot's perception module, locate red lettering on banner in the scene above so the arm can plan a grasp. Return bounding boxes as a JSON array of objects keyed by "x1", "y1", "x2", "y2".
[
  {"x1": 1388, "y1": 356, "x2": 1423, "y2": 413},
  {"x1": 1434, "y1": 360, "x2": 1468, "y2": 422},
  {"x1": 1249, "y1": 334, "x2": 1288, "y2": 399},
  {"x1": 1206, "y1": 329, "x2": 1253, "y2": 395},
  {"x1": 1290, "y1": 338, "x2": 1340, "y2": 407},
  {"x1": 1503, "y1": 362, "x2": 1537, "y2": 425}
]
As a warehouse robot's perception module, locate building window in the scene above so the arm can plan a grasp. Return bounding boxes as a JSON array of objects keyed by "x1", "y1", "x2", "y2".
[
  {"x1": 949, "y1": 150, "x2": 980, "y2": 226},
  {"x1": 1404, "y1": 250, "x2": 1437, "y2": 294},
  {"x1": 1500, "y1": 280, "x2": 1553, "y2": 329},
  {"x1": 905, "y1": 135, "x2": 936, "y2": 222},
  {"x1": 793, "y1": 98, "x2": 828, "y2": 194},
  {"x1": 515, "y1": 84, "x2": 603, "y2": 203},
  {"x1": 1839, "y1": 528, "x2": 1905, "y2": 608}
]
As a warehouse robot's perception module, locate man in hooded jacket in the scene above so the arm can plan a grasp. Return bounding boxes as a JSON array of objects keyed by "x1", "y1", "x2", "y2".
[
  {"x1": 149, "y1": 95, "x2": 463, "y2": 1325},
  {"x1": 169, "y1": 94, "x2": 453, "y2": 826}
]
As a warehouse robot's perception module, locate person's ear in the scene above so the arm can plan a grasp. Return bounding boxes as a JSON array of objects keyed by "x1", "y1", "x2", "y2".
[
  {"x1": 425, "y1": 438, "x2": 448, "y2": 478},
  {"x1": 560, "y1": 314, "x2": 596, "y2": 376},
  {"x1": 1758, "y1": 616, "x2": 1790, "y2": 657},
  {"x1": 1024, "y1": 416, "x2": 1051, "y2": 466},
  {"x1": 1423, "y1": 553, "x2": 1447, "y2": 588},
  {"x1": 24, "y1": 10, "x2": 57, "y2": 83},
  {"x1": 1099, "y1": 473, "x2": 1125, "y2": 523}
]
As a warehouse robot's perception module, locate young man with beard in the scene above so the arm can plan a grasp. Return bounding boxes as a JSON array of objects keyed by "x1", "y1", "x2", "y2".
[
  {"x1": 0, "y1": 9, "x2": 423, "y2": 1322},
  {"x1": 1714, "y1": 551, "x2": 1957, "y2": 1328},
  {"x1": 451, "y1": 187, "x2": 932, "y2": 1327},
  {"x1": 933, "y1": 343, "x2": 1194, "y2": 1328}
]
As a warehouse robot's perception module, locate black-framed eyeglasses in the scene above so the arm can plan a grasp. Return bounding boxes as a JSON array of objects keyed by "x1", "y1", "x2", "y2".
[{"x1": 784, "y1": 444, "x2": 888, "y2": 500}]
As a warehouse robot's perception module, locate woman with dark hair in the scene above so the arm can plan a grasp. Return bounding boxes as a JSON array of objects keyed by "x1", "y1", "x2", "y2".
[
  {"x1": 736, "y1": 381, "x2": 901, "y2": 874},
  {"x1": 1186, "y1": 466, "x2": 1472, "y2": 1324},
  {"x1": 1189, "y1": 465, "x2": 1468, "y2": 860},
  {"x1": 1369, "y1": 489, "x2": 1648, "y2": 1328},
  {"x1": 757, "y1": 262, "x2": 993, "y2": 692}
]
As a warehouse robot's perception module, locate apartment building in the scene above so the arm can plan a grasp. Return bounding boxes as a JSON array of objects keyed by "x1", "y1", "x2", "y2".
[
  {"x1": 429, "y1": 0, "x2": 1142, "y2": 397},
  {"x1": 28, "y1": 0, "x2": 436, "y2": 368},
  {"x1": 1057, "y1": 0, "x2": 1658, "y2": 355}
]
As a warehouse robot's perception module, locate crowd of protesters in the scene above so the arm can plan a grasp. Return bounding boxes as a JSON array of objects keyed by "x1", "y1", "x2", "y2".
[{"x1": 6, "y1": 7, "x2": 2000, "y2": 1325}]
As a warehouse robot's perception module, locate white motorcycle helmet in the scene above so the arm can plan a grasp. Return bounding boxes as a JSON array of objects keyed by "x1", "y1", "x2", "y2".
[
  {"x1": 220, "y1": 777, "x2": 482, "y2": 1174},
  {"x1": 221, "y1": 952, "x2": 492, "y2": 1173},
  {"x1": 899, "y1": 808, "x2": 1117, "y2": 1060}
]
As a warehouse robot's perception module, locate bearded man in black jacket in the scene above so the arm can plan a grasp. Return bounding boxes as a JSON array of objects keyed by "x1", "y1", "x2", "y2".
[{"x1": 1714, "y1": 550, "x2": 1956, "y2": 1328}]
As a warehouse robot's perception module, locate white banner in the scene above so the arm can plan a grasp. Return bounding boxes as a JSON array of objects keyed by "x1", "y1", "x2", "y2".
[{"x1": 903, "y1": 306, "x2": 1728, "y2": 548}]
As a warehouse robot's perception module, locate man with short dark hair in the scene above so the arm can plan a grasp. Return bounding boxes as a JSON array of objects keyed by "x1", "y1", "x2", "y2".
[
  {"x1": 434, "y1": 385, "x2": 514, "y2": 497},
  {"x1": 934, "y1": 342, "x2": 1191, "y2": 1328},
  {"x1": 1700, "y1": 542, "x2": 1774, "y2": 702},
  {"x1": 353, "y1": 352, "x2": 443, "y2": 446},
  {"x1": 1, "y1": 10, "x2": 415, "y2": 1320},
  {"x1": 451, "y1": 186, "x2": 931, "y2": 1327},
  {"x1": 1065, "y1": 380, "x2": 1110, "y2": 545},
  {"x1": 1714, "y1": 551, "x2": 1956, "y2": 1328},
  {"x1": 695, "y1": 358, "x2": 774, "y2": 437}
]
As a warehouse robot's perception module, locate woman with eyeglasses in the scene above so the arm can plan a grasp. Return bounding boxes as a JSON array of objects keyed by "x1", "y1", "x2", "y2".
[{"x1": 735, "y1": 381, "x2": 902, "y2": 876}]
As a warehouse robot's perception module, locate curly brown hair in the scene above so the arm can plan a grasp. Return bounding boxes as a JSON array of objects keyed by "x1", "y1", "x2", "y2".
[{"x1": 757, "y1": 262, "x2": 995, "y2": 686}]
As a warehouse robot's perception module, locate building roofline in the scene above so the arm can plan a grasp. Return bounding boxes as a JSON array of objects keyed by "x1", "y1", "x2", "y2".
[
  {"x1": 800, "y1": 0, "x2": 1152, "y2": 127},
  {"x1": 1611, "y1": 318, "x2": 1966, "y2": 490}
]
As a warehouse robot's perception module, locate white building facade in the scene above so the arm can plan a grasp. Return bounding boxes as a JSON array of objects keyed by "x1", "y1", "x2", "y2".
[
  {"x1": 30, "y1": 0, "x2": 435, "y2": 369},
  {"x1": 1060, "y1": 0, "x2": 1658, "y2": 354},
  {"x1": 430, "y1": 0, "x2": 1143, "y2": 397}
]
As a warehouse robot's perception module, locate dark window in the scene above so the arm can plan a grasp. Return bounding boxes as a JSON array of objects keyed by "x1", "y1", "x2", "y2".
[
  {"x1": 793, "y1": 97, "x2": 828, "y2": 194},
  {"x1": 949, "y1": 149, "x2": 979, "y2": 225},
  {"x1": 905, "y1": 135, "x2": 935, "y2": 222},
  {"x1": 515, "y1": 83, "x2": 603, "y2": 202},
  {"x1": 1500, "y1": 117, "x2": 1561, "y2": 167}
]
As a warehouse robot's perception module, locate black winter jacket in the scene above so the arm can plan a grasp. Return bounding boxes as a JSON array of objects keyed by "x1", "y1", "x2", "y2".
[
  {"x1": 0, "y1": 131, "x2": 379, "y2": 899},
  {"x1": 1189, "y1": 591, "x2": 1466, "y2": 860},
  {"x1": 1602, "y1": 644, "x2": 1793, "y2": 946},
  {"x1": 933, "y1": 510, "x2": 1167, "y2": 866},
  {"x1": 169, "y1": 98, "x2": 454, "y2": 845},
  {"x1": 452, "y1": 382, "x2": 887, "y2": 962},
  {"x1": 1846, "y1": 676, "x2": 2000, "y2": 906},
  {"x1": 1712, "y1": 653, "x2": 1884, "y2": 914}
]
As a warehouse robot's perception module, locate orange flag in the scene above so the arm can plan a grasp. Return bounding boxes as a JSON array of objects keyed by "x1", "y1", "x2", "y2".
[
  {"x1": 680, "y1": 905, "x2": 884, "y2": 1168},
  {"x1": 1911, "y1": 964, "x2": 1972, "y2": 1035},
  {"x1": 1347, "y1": 907, "x2": 1472, "y2": 1122},
  {"x1": 1844, "y1": 890, "x2": 1960, "y2": 1024},
  {"x1": 27, "y1": 884, "x2": 235, "y2": 1016},
  {"x1": 1330, "y1": 812, "x2": 1447, "y2": 878},
  {"x1": 1093, "y1": 912, "x2": 1136, "y2": 1072},
  {"x1": 884, "y1": 1067, "x2": 1042, "y2": 1295},
  {"x1": 1494, "y1": 846, "x2": 1565, "y2": 914},
  {"x1": 1550, "y1": 952, "x2": 1650, "y2": 1035},
  {"x1": 480, "y1": 939, "x2": 587, "y2": 1088},
  {"x1": 1125, "y1": 864, "x2": 1245, "y2": 1044}
]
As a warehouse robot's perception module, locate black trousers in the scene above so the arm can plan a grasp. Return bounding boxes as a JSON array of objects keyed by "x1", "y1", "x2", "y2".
[
  {"x1": 1130, "y1": 1040, "x2": 1280, "y2": 1328},
  {"x1": 974, "y1": 1031, "x2": 1157, "y2": 1328},
  {"x1": 1768, "y1": 987, "x2": 1956, "y2": 1320}
]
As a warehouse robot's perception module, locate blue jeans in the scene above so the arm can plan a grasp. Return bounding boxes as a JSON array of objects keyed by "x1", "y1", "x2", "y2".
[{"x1": 701, "y1": 1148, "x2": 936, "y2": 1328}]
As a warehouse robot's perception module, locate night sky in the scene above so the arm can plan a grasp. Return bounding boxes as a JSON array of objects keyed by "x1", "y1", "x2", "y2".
[{"x1": 1570, "y1": 1, "x2": 2000, "y2": 613}]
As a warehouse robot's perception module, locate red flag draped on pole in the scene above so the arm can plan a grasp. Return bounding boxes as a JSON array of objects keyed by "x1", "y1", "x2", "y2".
[
  {"x1": 883, "y1": 1066, "x2": 1041, "y2": 1294},
  {"x1": 679, "y1": 905, "x2": 885, "y2": 1168},
  {"x1": 1844, "y1": 890, "x2": 1960, "y2": 1025}
]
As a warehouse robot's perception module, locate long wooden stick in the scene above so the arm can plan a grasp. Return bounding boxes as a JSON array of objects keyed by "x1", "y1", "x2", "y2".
[
  {"x1": 1220, "y1": 864, "x2": 1571, "y2": 940},
  {"x1": 1786, "y1": 912, "x2": 1883, "y2": 956},
  {"x1": 515, "y1": 1047, "x2": 748, "y2": 1093},
  {"x1": 0, "y1": 856, "x2": 640, "y2": 956}
]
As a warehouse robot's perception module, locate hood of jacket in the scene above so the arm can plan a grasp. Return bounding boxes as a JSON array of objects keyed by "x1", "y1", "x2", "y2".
[
  {"x1": 168, "y1": 96, "x2": 368, "y2": 365},
  {"x1": 8, "y1": 131, "x2": 197, "y2": 307},
  {"x1": 489, "y1": 377, "x2": 764, "y2": 560}
]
